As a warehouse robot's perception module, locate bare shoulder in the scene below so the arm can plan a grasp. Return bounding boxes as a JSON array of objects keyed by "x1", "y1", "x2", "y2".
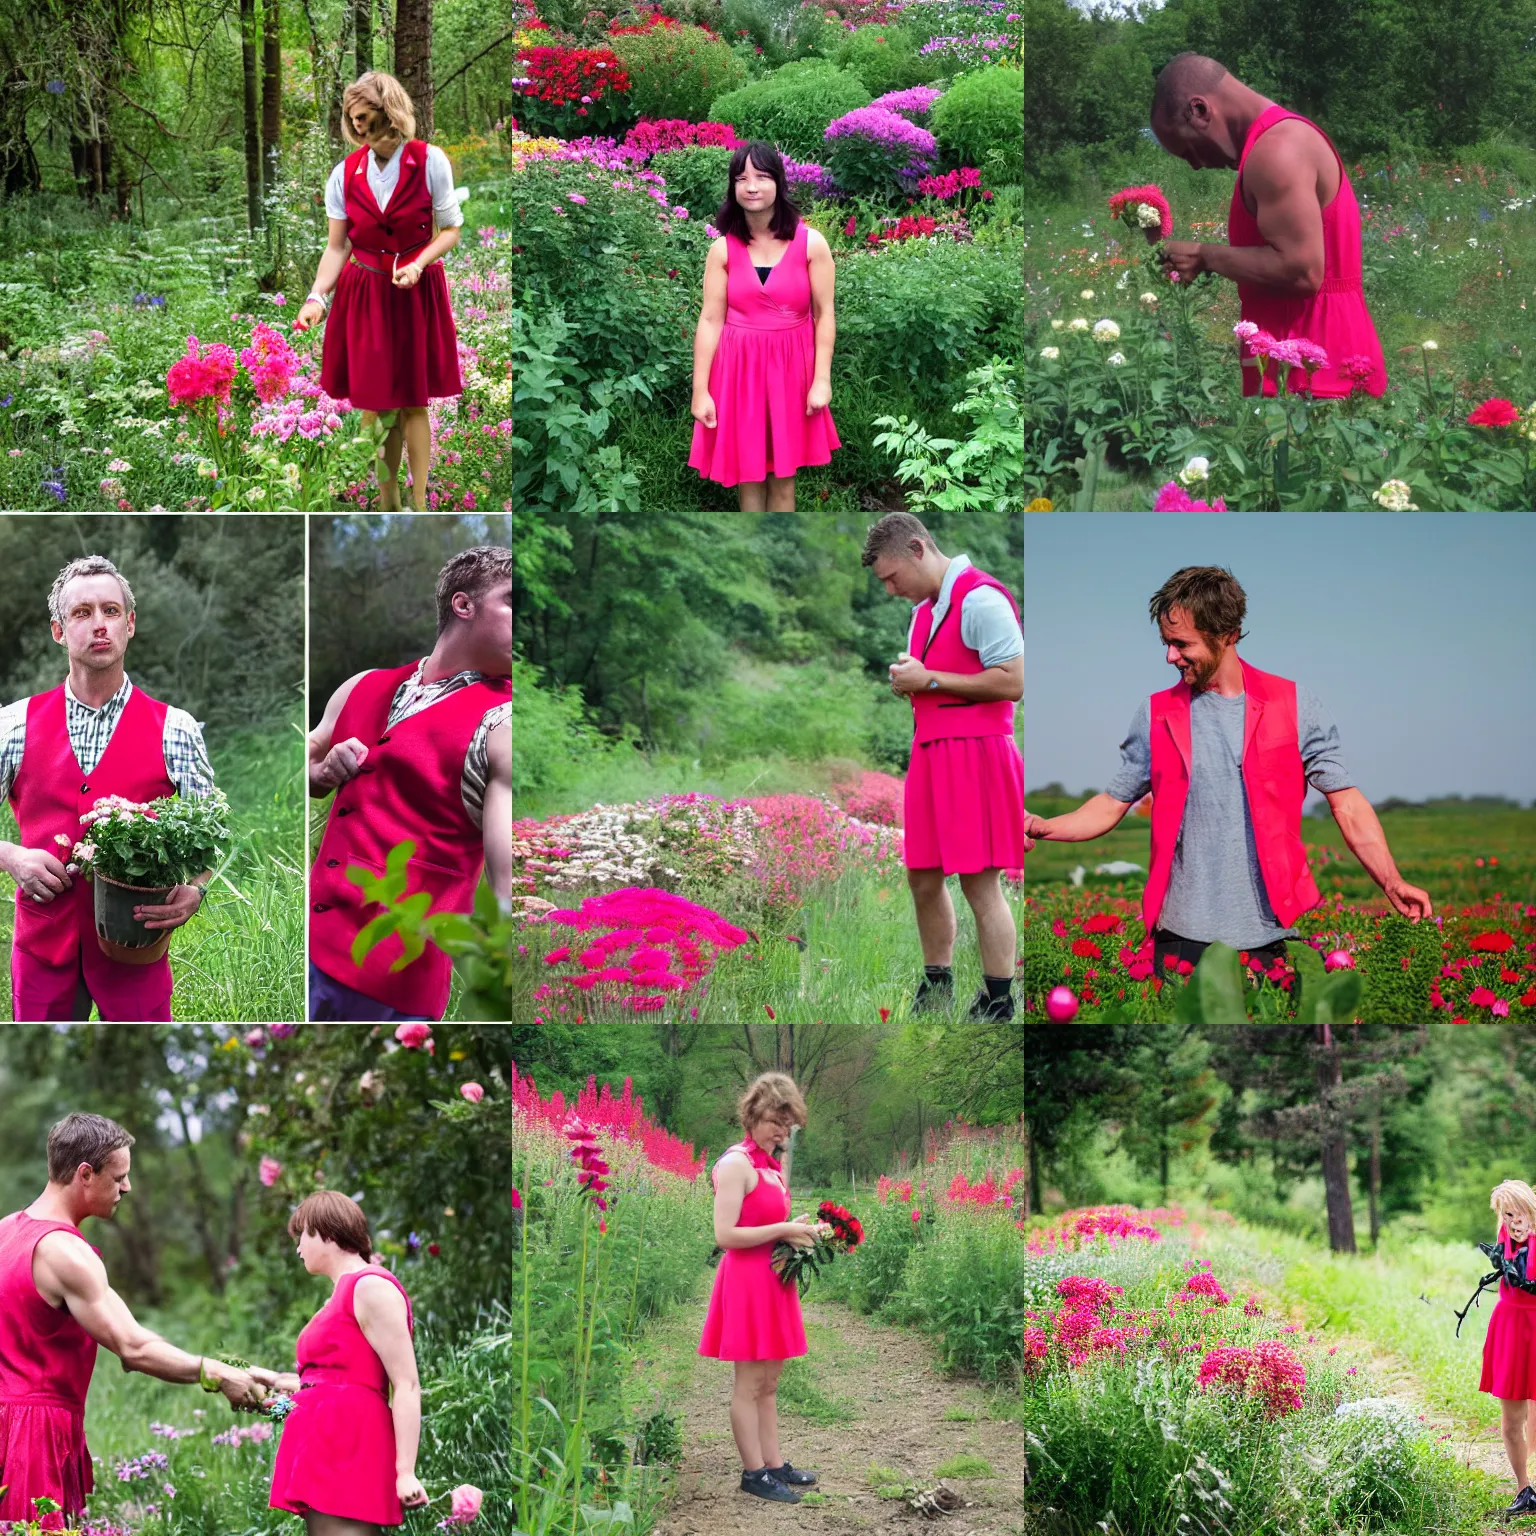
[
  {"x1": 709, "y1": 236, "x2": 729, "y2": 264},
  {"x1": 1247, "y1": 119, "x2": 1332, "y2": 187},
  {"x1": 714, "y1": 1148, "x2": 756, "y2": 1188},
  {"x1": 34, "y1": 1228, "x2": 103, "y2": 1300},
  {"x1": 354, "y1": 1272, "x2": 408, "y2": 1321},
  {"x1": 805, "y1": 225, "x2": 831, "y2": 257}
]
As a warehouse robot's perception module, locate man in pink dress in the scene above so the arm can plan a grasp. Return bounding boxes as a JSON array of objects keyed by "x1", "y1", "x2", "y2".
[
  {"x1": 1146, "y1": 52, "x2": 1388, "y2": 398},
  {"x1": 863, "y1": 514, "x2": 1024, "y2": 1021},
  {"x1": 0, "y1": 1112, "x2": 265, "y2": 1530}
]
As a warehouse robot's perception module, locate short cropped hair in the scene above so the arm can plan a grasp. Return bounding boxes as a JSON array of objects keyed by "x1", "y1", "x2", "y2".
[
  {"x1": 1152, "y1": 52, "x2": 1229, "y2": 125},
  {"x1": 738, "y1": 1072, "x2": 809, "y2": 1133},
  {"x1": 288, "y1": 1190, "x2": 373, "y2": 1258},
  {"x1": 48, "y1": 1112, "x2": 135, "y2": 1185},
  {"x1": 49, "y1": 556, "x2": 136, "y2": 626},
  {"x1": 341, "y1": 71, "x2": 417, "y2": 145},
  {"x1": 861, "y1": 513, "x2": 934, "y2": 567},
  {"x1": 436, "y1": 545, "x2": 511, "y2": 635},
  {"x1": 1148, "y1": 565, "x2": 1248, "y2": 643}
]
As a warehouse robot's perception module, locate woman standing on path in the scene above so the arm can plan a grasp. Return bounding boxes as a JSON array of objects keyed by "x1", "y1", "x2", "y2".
[
  {"x1": 292, "y1": 72, "x2": 464, "y2": 510},
  {"x1": 1478, "y1": 1180, "x2": 1536, "y2": 1521},
  {"x1": 698, "y1": 1072, "x2": 821, "y2": 1503},
  {"x1": 689, "y1": 142, "x2": 840, "y2": 512}
]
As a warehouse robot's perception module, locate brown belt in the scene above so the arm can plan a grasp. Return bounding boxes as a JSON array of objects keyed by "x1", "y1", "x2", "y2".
[{"x1": 348, "y1": 244, "x2": 431, "y2": 276}]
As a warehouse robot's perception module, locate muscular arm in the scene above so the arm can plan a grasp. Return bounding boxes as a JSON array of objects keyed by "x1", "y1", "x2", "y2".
[
  {"x1": 1324, "y1": 786, "x2": 1433, "y2": 919},
  {"x1": 482, "y1": 719, "x2": 510, "y2": 906},
  {"x1": 355, "y1": 1277, "x2": 421, "y2": 1479},
  {"x1": 1200, "y1": 130, "x2": 1326, "y2": 297},
  {"x1": 925, "y1": 653, "x2": 1023, "y2": 704},
  {"x1": 308, "y1": 671, "x2": 370, "y2": 797},
  {"x1": 1033, "y1": 791, "x2": 1136, "y2": 843}
]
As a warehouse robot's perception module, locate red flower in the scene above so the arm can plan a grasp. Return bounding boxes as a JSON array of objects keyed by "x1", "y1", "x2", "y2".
[
  {"x1": 1107, "y1": 183, "x2": 1173, "y2": 239},
  {"x1": 764, "y1": 1004, "x2": 776, "y2": 1020},
  {"x1": 1071, "y1": 938, "x2": 1102, "y2": 959},
  {"x1": 879, "y1": 1007, "x2": 890, "y2": 1022},
  {"x1": 1082, "y1": 913, "x2": 1123, "y2": 934},
  {"x1": 1471, "y1": 930, "x2": 1515, "y2": 952},
  {"x1": 427, "y1": 1242, "x2": 440, "y2": 1256},
  {"x1": 1467, "y1": 397, "x2": 1521, "y2": 428}
]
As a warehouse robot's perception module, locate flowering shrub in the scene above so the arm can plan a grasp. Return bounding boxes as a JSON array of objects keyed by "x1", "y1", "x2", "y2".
[
  {"x1": 514, "y1": 45, "x2": 633, "y2": 136},
  {"x1": 871, "y1": 84, "x2": 944, "y2": 122},
  {"x1": 1196, "y1": 1340, "x2": 1307, "y2": 1418},
  {"x1": 623, "y1": 117, "x2": 740, "y2": 156},
  {"x1": 606, "y1": 22, "x2": 746, "y2": 123},
  {"x1": 1023, "y1": 1204, "x2": 1183, "y2": 1255},
  {"x1": 823, "y1": 105, "x2": 937, "y2": 196},
  {"x1": 744, "y1": 793, "x2": 903, "y2": 914},
  {"x1": 828, "y1": 768, "x2": 904, "y2": 826}
]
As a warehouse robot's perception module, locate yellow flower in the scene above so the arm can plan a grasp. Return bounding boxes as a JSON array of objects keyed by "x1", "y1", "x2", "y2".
[{"x1": 1026, "y1": 497, "x2": 1054, "y2": 511}]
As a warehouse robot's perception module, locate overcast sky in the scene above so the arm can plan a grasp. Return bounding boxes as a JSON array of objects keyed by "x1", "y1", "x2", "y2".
[{"x1": 1024, "y1": 514, "x2": 1536, "y2": 803}]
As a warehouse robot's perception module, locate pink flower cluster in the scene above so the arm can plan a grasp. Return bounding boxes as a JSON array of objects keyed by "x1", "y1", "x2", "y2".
[
  {"x1": 1022, "y1": 1204, "x2": 1182, "y2": 1255},
  {"x1": 564, "y1": 1116, "x2": 611, "y2": 1212},
  {"x1": 1195, "y1": 1340, "x2": 1306, "y2": 1417},
  {"x1": 167, "y1": 336, "x2": 238, "y2": 406},
  {"x1": 1152, "y1": 481, "x2": 1227, "y2": 512},
  {"x1": 623, "y1": 118, "x2": 740, "y2": 156},
  {"x1": 1177, "y1": 1268, "x2": 1232, "y2": 1306},
  {"x1": 510, "y1": 1063, "x2": 705, "y2": 1180},
  {"x1": 876, "y1": 1174, "x2": 917, "y2": 1203},
  {"x1": 828, "y1": 769, "x2": 904, "y2": 827},
  {"x1": 945, "y1": 1169, "x2": 1026, "y2": 1208},
  {"x1": 1107, "y1": 183, "x2": 1172, "y2": 240},
  {"x1": 239, "y1": 322, "x2": 298, "y2": 403},
  {"x1": 746, "y1": 794, "x2": 903, "y2": 913},
  {"x1": 916, "y1": 166, "x2": 982, "y2": 200},
  {"x1": 1233, "y1": 320, "x2": 1329, "y2": 381},
  {"x1": 1029, "y1": 1275, "x2": 1144, "y2": 1370},
  {"x1": 249, "y1": 368, "x2": 350, "y2": 443}
]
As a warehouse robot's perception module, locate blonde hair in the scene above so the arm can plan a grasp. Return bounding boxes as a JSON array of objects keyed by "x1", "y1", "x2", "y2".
[
  {"x1": 341, "y1": 72, "x2": 417, "y2": 146},
  {"x1": 1491, "y1": 1180, "x2": 1536, "y2": 1236},
  {"x1": 738, "y1": 1072, "x2": 808, "y2": 1135}
]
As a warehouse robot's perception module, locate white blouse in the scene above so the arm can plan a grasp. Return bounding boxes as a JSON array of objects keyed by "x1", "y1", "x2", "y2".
[{"x1": 324, "y1": 139, "x2": 464, "y2": 228}]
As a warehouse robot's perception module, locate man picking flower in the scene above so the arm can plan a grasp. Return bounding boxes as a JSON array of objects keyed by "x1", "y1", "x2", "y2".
[{"x1": 1146, "y1": 52, "x2": 1386, "y2": 400}]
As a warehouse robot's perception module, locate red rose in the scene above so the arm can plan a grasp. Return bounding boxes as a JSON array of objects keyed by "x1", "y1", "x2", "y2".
[
  {"x1": 1467, "y1": 397, "x2": 1521, "y2": 428},
  {"x1": 427, "y1": 1242, "x2": 440, "y2": 1256}
]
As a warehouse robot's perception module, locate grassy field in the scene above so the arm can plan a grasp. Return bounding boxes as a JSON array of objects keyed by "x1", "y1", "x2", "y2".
[{"x1": 1, "y1": 721, "x2": 304, "y2": 1021}]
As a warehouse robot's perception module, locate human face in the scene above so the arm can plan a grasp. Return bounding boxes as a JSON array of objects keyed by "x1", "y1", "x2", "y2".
[
  {"x1": 80, "y1": 1147, "x2": 131, "y2": 1220},
  {"x1": 1159, "y1": 605, "x2": 1230, "y2": 693},
  {"x1": 734, "y1": 155, "x2": 778, "y2": 215},
  {"x1": 1507, "y1": 1206, "x2": 1534, "y2": 1244},
  {"x1": 53, "y1": 575, "x2": 134, "y2": 671},
  {"x1": 452, "y1": 577, "x2": 512, "y2": 676},
  {"x1": 749, "y1": 1112, "x2": 796, "y2": 1152},
  {"x1": 351, "y1": 104, "x2": 395, "y2": 147},
  {"x1": 294, "y1": 1226, "x2": 345, "y2": 1273},
  {"x1": 871, "y1": 545, "x2": 929, "y2": 600},
  {"x1": 1153, "y1": 105, "x2": 1233, "y2": 172}
]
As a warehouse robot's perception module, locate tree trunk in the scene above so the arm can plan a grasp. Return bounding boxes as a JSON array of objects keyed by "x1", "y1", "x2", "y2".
[
  {"x1": 1368, "y1": 1108, "x2": 1382, "y2": 1251},
  {"x1": 394, "y1": 0, "x2": 433, "y2": 141},
  {"x1": 356, "y1": 0, "x2": 374, "y2": 74},
  {"x1": 1316, "y1": 1025, "x2": 1357, "y2": 1253},
  {"x1": 241, "y1": 0, "x2": 264, "y2": 229},
  {"x1": 262, "y1": 0, "x2": 283, "y2": 197},
  {"x1": 1027, "y1": 1119, "x2": 1041, "y2": 1219}
]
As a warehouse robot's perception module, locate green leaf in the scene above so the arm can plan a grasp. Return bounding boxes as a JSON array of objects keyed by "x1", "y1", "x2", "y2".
[{"x1": 1174, "y1": 942, "x2": 1250, "y2": 1024}]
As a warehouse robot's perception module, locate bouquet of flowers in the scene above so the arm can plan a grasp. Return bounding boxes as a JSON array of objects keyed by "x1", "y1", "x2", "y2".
[
  {"x1": 57, "y1": 789, "x2": 230, "y2": 887},
  {"x1": 771, "y1": 1201, "x2": 864, "y2": 1297}
]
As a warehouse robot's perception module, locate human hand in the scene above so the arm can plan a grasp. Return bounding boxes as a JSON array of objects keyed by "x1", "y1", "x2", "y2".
[
  {"x1": 135, "y1": 884, "x2": 205, "y2": 931},
  {"x1": 691, "y1": 392, "x2": 717, "y2": 430},
  {"x1": 293, "y1": 299, "x2": 326, "y2": 332},
  {"x1": 1158, "y1": 241, "x2": 1206, "y2": 282},
  {"x1": 392, "y1": 260, "x2": 425, "y2": 288},
  {"x1": 779, "y1": 1220, "x2": 819, "y2": 1250},
  {"x1": 9, "y1": 846, "x2": 72, "y2": 903},
  {"x1": 1384, "y1": 878, "x2": 1433, "y2": 922},
  {"x1": 888, "y1": 653, "x2": 930, "y2": 696},
  {"x1": 315, "y1": 737, "x2": 369, "y2": 792},
  {"x1": 805, "y1": 378, "x2": 831, "y2": 415},
  {"x1": 213, "y1": 1362, "x2": 267, "y2": 1410},
  {"x1": 397, "y1": 1472, "x2": 430, "y2": 1508}
]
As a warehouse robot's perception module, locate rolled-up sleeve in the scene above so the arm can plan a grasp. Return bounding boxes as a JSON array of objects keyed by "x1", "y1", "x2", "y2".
[
  {"x1": 1299, "y1": 686, "x2": 1354, "y2": 792},
  {"x1": 426, "y1": 145, "x2": 464, "y2": 229},
  {"x1": 1105, "y1": 697, "x2": 1153, "y2": 804},
  {"x1": 324, "y1": 160, "x2": 348, "y2": 220}
]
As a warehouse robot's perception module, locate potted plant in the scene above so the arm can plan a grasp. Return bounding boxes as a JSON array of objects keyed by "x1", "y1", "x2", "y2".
[{"x1": 59, "y1": 789, "x2": 231, "y2": 964}]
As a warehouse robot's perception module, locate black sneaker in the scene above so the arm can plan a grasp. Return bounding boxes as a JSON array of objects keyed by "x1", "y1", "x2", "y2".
[
  {"x1": 1505, "y1": 1484, "x2": 1536, "y2": 1519},
  {"x1": 766, "y1": 1461, "x2": 817, "y2": 1486},
  {"x1": 741, "y1": 1468, "x2": 802, "y2": 1503},
  {"x1": 968, "y1": 987, "x2": 1015, "y2": 1021},
  {"x1": 913, "y1": 974, "x2": 954, "y2": 1014}
]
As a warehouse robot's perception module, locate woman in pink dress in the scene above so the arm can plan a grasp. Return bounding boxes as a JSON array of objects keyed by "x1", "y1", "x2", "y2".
[
  {"x1": 698, "y1": 1072, "x2": 821, "y2": 1502},
  {"x1": 689, "y1": 141, "x2": 841, "y2": 512},
  {"x1": 1478, "y1": 1180, "x2": 1536, "y2": 1521},
  {"x1": 253, "y1": 1191, "x2": 431, "y2": 1535}
]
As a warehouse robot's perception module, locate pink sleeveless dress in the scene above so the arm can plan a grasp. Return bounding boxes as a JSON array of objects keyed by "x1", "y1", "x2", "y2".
[
  {"x1": 1228, "y1": 105, "x2": 1387, "y2": 398},
  {"x1": 269, "y1": 1265, "x2": 415, "y2": 1525},
  {"x1": 1480, "y1": 1227, "x2": 1536, "y2": 1398},
  {"x1": 688, "y1": 219, "x2": 841, "y2": 488},
  {"x1": 698, "y1": 1138, "x2": 807, "y2": 1361},
  {"x1": 0, "y1": 1214, "x2": 99, "y2": 1530}
]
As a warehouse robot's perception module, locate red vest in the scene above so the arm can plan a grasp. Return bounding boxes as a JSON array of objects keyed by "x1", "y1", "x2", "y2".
[
  {"x1": 8, "y1": 684, "x2": 175, "y2": 967},
  {"x1": 343, "y1": 140, "x2": 436, "y2": 258},
  {"x1": 909, "y1": 563, "x2": 1019, "y2": 746},
  {"x1": 310, "y1": 663, "x2": 511, "y2": 1018},
  {"x1": 1143, "y1": 657, "x2": 1321, "y2": 933}
]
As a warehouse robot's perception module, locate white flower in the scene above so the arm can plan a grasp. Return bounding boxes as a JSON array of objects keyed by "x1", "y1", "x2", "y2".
[
  {"x1": 1039, "y1": 346, "x2": 1060, "y2": 360},
  {"x1": 1050, "y1": 318, "x2": 1065, "y2": 331},
  {"x1": 1371, "y1": 478, "x2": 1418, "y2": 511},
  {"x1": 1105, "y1": 351, "x2": 1127, "y2": 367},
  {"x1": 1179, "y1": 456, "x2": 1210, "y2": 485},
  {"x1": 1092, "y1": 319, "x2": 1120, "y2": 343},
  {"x1": 1421, "y1": 339, "x2": 1438, "y2": 350},
  {"x1": 1067, "y1": 317, "x2": 1089, "y2": 332},
  {"x1": 1467, "y1": 238, "x2": 1478, "y2": 247},
  {"x1": 1080, "y1": 288, "x2": 1095, "y2": 300},
  {"x1": 1137, "y1": 203, "x2": 1162, "y2": 228},
  {"x1": 1139, "y1": 291, "x2": 1160, "y2": 307}
]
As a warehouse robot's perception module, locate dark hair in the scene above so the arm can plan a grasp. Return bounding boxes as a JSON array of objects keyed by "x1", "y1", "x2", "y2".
[
  {"x1": 715, "y1": 141, "x2": 800, "y2": 244},
  {"x1": 861, "y1": 512, "x2": 934, "y2": 567},
  {"x1": 1148, "y1": 565, "x2": 1248, "y2": 642},
  {"x1": 48, "y1": 1112, "x2": 135, "y2": 1185},
  {"x1": 288, "y1": 1190, "x2": 373, "y2": 1258},
  {"x1": 1151, "y1": 52, "x2": 1229, "y2": 125},
  {"x1": 436, "y1": 545, "x2": 511, "y2": 635}
]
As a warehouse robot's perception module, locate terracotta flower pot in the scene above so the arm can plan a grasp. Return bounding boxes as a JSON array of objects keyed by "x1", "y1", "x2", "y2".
[{"x1": 93, "y1": 873, "x2": 174, "y2": 965}]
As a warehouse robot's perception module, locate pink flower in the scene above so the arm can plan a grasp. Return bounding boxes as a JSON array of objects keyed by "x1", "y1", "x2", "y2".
[
  {"x1": 270, "y1": 1023, "x2": 295, "y2": 1039},
  {"x1": 259, "y1": 1156, "x2": 282, "y2": 1187},
  {"x1": 460, "y1": 1082, "x2": 485, "y2": 1104},
  {"x1": 1045, "y1": 985, "x2": 1078, "y2": 1021},
  {"x1": 395, "y1": 1023, "x2": 433, "y2": 1049},
  {"x1": 510, "y1": 1187, "x2": 523, "y2": 1210},
  {"x1": 1323, "y1": 950, "x2": 1354, "y2": 971},
  {"x1": 244, "y1": 1028, "x2": 265, "y2": 1047},
  {"x1": 911, "y1": 1208, "x2": 922, "y2": 1223},
  {"x1": 1468, "y1": 986, "x2": 1499, "y2": 1008}
]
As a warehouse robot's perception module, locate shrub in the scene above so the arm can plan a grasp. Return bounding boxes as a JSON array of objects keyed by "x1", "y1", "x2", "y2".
[
  {"x1": 823, "y1": 104, "x2": 937, "y2": 196},
  {"x1": 871, "y1": 83, "x2": 945, "y2": 122},
  {"x1": 624, "y1": 117, "x2": 741, "y2": 156},
  {"x1": 930, "y1": 66, "x2": 1024, "y2": 182},
  {"x1": 513, "y1": 45, "x2": 635, "y2": 137},
  {"x1": 609, "y1": 23, "x2": 748, "y2": 121},
  {"x1": 835, "y1": 24, "x2": 942, "y2": 96},
  {"x1": 650, "y1": 145, "x2": 736, "y2": 222},
  {"x1": 709, "y1": 60, "x2": 872, "y2": 160}
]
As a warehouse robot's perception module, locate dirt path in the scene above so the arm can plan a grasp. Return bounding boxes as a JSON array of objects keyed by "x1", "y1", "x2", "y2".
[{"x1": 635, "y1": 1295, "x2": 1025, "y2": 1536}]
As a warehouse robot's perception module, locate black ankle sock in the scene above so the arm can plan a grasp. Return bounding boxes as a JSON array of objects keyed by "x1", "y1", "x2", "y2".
[
  {"x1": 983, "y1": 974, "x2": 1013, "y2": 1002},
  {"x1": 924, "y1": 964, "x2": 953, "y2": 983}
]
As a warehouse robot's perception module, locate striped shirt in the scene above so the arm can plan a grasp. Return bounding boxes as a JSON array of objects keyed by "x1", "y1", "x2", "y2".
[
  {"x1": 0, "y1": 676, "x2": 215, "y2": 805},
  {"x1": 387, "y1": 662, "x2": 508, "y2": 830}
]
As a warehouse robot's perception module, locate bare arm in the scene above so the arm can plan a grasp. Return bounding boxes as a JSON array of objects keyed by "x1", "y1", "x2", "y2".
[
  {"x1": 691, "y1": 240, "x2": 729, "y2": 422},
  {"x1": 294, "y1": 217, "x2": 353, "y2": 331},
  {"x1": 483, "y1": 720, "x2": 511, "y2": 906},
  {"x1": 1034, "y1": 791, "x2": 1136, "y2": 843},
  {"x1": 355, "y1": 1277, "x2": 423, "y2": 1493},
  {"x1": 712, "y1": 1155, "x2": 812, "y2": 1250},
  {"x1": 806, "y1": 227, "x2": 836, "y2": 410},
  {"x1": 1200, "y1": 130, "x2": 1325, "y2": 297},
  {"x1": 308, "y1": 670, "x2": 371, "y2": 797},
  {"x1": 894, "y1": 652, "x2": 1022, "y2": 704},
  {"x1": 1324, "y1": 786, "x2": 1433, "y2": 920}
]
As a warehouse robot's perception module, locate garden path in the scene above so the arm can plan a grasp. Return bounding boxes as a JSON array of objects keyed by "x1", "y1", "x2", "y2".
[{"x1": 638, "y1": 1295, "x2": 1024, "y2": 1536}]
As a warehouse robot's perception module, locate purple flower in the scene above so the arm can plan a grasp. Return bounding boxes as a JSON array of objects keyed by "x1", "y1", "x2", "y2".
[
  {"x1": 869, "y1": 86, "x2": 944, "y2": 121},
  {"x1": 567, "y1": 193, "x2": 587, "y2": 205}
]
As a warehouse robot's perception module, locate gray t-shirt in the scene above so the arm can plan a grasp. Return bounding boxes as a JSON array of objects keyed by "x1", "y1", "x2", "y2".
[{"x1": 1105, "y1": 684, "x2": 1354, "y2": 948}]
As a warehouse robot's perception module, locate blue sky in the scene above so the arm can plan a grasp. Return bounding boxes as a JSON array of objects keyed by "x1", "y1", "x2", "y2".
[{"x1": 1024, "y1": 514, "x2": 1536, "y2": 803}]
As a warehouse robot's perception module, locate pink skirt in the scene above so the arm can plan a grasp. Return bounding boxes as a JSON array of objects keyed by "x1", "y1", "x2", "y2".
[
  {"x1": 269, "y1": 1382, "x2": 403, "y2": 1525},
  {"x1": 1481, "y1": 1291, "x2": 1536, "y2": 1399},
  {"x1": 0, "y1": 1400, "x2": 92, "y2": 1529},
  {"x1": 904, "y1": 735, "x2": 1025, "y2": 873},
  {"x1": 697, "y1": 1247, "x2": 807, "y2": 1362}
]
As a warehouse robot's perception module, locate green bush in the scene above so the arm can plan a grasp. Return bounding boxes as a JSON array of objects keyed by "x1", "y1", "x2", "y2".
[
  {"x1": 512, "y1": 656, "x2": 634, "y2": 800},
  {"x1": 930, "y1": 66, "x2": 1024, "y2": 182},
  {"x1": 651, "y1": 145, "x2": 735, "y2": 223},
  {"x1": 609, "y1": 23, "x2": 748, "y2": 121},
  {"x1": 835, "y1": 25, "x2": 942, "y2": 96},
  {"x1": 709, "y1": 60, "x2": 872, "y2": 160}
]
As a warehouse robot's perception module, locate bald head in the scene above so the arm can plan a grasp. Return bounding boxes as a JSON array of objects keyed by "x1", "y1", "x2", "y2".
[{"x1": 1151, "y1": 53, "x2": 1230, "y2": 127}]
